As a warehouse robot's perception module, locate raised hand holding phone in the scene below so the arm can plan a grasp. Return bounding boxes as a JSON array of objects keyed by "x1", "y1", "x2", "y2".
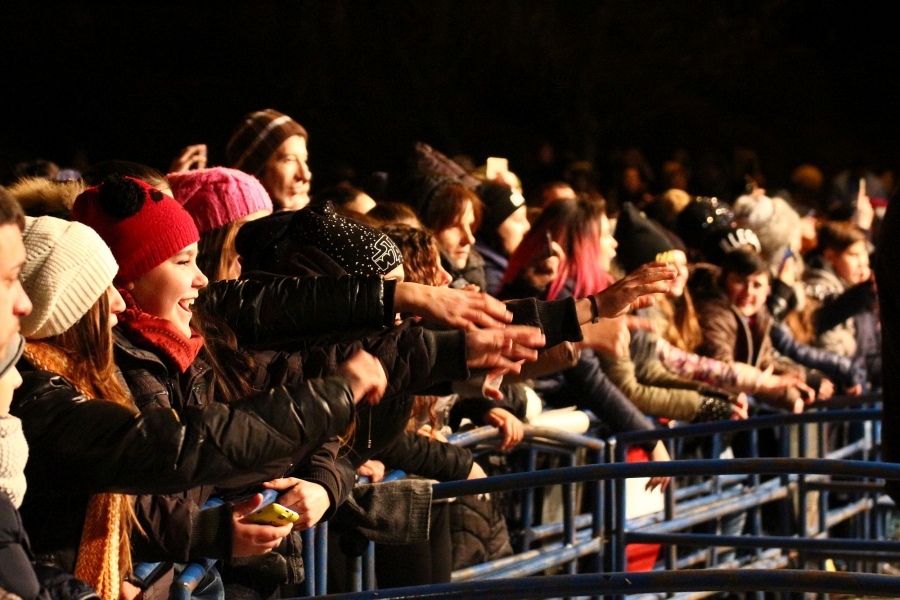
[{"x1": 231, "y1": 492, "x2": 295, "y2": 557}]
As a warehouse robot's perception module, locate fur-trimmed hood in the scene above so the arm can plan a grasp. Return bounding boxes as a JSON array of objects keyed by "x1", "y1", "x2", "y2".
[{"x1": 8, "y1": 176, "x2": 84, "y2": 218}]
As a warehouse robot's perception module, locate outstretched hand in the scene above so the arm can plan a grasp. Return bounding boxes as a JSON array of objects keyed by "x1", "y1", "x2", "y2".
[
  {"x1": 465, "y1": 325, "x2": 545, "y2": 373},
  {"x1": 395, "y1": 282, "x2": 512, "y2": 330},
  {"x1": 590, "y1": 262, "x2": 676, "y2": 319}
]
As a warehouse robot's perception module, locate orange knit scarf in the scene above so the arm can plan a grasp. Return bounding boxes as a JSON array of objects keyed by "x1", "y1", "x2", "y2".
[{"x1": 24, "y1": 341, "x2": 134, "y2": 600}]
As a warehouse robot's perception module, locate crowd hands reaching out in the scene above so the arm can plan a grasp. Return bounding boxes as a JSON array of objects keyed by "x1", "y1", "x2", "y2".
[{"x1": 0, "y1": 113, "x2": 881, "y2": 598}]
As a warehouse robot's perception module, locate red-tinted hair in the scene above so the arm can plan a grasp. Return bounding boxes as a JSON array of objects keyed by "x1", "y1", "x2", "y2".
[{"x1": 504, "y1": 196, "x2": 614, "y2": 300}]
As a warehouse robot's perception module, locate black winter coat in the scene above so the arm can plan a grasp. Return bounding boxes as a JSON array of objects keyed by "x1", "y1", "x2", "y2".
[
  {"x1": 0, "y1": 492, "x2": 40, "y2": 600},
  {"x1": 198, "y1": 274, "x2": 397, "y2": 346},
  {"x1": 12, "y1": 343, "x2": 354, "y2": 572}
]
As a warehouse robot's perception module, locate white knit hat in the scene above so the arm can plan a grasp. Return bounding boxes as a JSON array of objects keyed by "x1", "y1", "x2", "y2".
[{"x1": 20, "y1": 216, "x2": 119, "y2": 339}]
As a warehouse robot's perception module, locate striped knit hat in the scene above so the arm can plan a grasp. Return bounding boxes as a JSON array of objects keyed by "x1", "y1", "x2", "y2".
[
  {"x1": 20, "y1": 216, "x2": 118, "y2": 339},
  {"x1": 226, "y1": 109, "x2": 308, "y2": 177}
]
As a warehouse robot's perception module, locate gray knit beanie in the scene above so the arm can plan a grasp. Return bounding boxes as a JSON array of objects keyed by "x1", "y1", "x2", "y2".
[{"x1": 21, "y1": 216, "x2": 118, "y2": 339}]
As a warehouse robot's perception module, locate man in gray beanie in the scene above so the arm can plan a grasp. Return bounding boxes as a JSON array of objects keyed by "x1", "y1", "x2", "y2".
[{"x1": 0, "y1": 189, "x2": 32, "y2": 354}]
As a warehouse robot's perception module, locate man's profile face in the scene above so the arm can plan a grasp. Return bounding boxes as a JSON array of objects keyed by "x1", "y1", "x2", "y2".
[{"x1": 0, "y1": 223, "x2": 32, "y2": 351}]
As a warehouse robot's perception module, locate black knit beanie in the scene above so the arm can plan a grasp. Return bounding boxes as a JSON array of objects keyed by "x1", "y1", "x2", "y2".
[
  {"x1": 288, "y1": 202, "x2": 402, "y2": 276},
  {"x1": 234, "y1": 211, "x2": 295, "y2": 273},
  {"x1": 476, "y1": 181, "x2": 525, "y2": 234},
  {"x1": 393, "y1": 173, "x2": 455, "y2": 219},
  {"x1": 615, "y1": 202, "x2": 685, "y2": 272}
]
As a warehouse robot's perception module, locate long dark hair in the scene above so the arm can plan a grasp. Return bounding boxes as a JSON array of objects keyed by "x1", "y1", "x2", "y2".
[
  {"x1": 191, "y1": 310, "x2": 257, "y2": 405},
  {"x1": 504, "y1": 196, "x2": 613, "y2": 300},
  {"x1": 197, "y1": 221, "x2": 242, "y2": 282},
  {"x1": 50, "y1": 293, "x2": 133, "y2": 406}
]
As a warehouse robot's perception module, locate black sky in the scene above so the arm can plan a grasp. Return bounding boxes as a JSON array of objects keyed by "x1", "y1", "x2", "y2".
[{"x1": 1, "y1": 1, "x2": 898, "y2": 190}]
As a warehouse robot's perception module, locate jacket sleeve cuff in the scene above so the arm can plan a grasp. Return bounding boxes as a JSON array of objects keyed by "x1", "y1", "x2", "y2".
[
  {"x1": 382, "y1": 278, "x2": 397, "y2": 327},
  {"x1": 189, "y1": 503, "x2": 233, "y2": 560},
  {"x1": 425, "y1": 329, "x2": 470, "y2": 383},
  {"x1": 535, "y1": 297, "x2": 583, "y2": 346},
  {"x1": 296, "y1": 466, "x2": 342, "y2": 521}
]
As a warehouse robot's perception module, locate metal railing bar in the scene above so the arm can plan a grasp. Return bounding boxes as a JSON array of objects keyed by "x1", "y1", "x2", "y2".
[
  {"x1": 432, "y1": 458, "x2": 900, "y2": 500},
  {"x1": 825, "y1": 437, "x2": 872, "y2": 460},
  {"x1": 451, "y1": 531, "x2": 594, "y2": 582},
  {"x1": 529, "y1": 513, "x2": 594, "y2": 540},
  {"x1": 623, "y1": 532, "x2": 900, "y2": 554},
  {"x1": 804, "y1": 480, "x2": 884, "y2": 493},
  {"x1": 310, "y1": 569, "x2": 900, "y2": 600},
  {"x1": 483, "y1": 537, "x2": 602, "y2": 580},
  {"x1": 631, "y1": 549, "x2": 787, "y2": 599},
  {"x1": 673, "y1": 474, "x2": 748, "y2": 501},
  {"x1": 635, "y1": 481, "x2": 788, "y2": 534},
  {"x1": 614, "y1": 409, "x2": 881, "y2": 446}
]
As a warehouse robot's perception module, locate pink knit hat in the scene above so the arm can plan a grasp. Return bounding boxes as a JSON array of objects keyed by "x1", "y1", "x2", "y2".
[{"x1": 167, "y1": 167, "x2": 273, "y2": 235}]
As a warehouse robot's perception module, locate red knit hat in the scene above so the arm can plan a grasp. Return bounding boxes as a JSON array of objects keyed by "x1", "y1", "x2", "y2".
[{"x1": 72, "y1": 175, "x2": 200, "y2": 283}]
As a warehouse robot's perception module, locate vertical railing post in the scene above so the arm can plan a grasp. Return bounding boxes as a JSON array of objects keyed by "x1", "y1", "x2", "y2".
[
  {"x1": 521, "y1": 448, "x2": 538, "y2": 552},
  {"x1": 315, "y1": 522, "x2": 328, "y2": 596},
  {"x1": 710, "y1": 433, "x2": 722, "y2": 567},
  {"x1": 363, "y1": 540, "x2": 375, "y2": 590},
  {"x1": 301, "y1": 527, "x2": 316, "y2": 596},
  {"x1": 664, "y1": 437, "x2": 676, "y2": 576}
]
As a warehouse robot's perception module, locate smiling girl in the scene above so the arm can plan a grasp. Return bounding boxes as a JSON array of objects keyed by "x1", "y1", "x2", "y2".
[{"x1": 70, "y1": 176, "x2": 387, "y2": 595}]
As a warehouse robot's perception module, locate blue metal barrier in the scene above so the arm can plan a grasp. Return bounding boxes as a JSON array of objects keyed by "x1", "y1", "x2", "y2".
[
  {"x1": 305, "y1": 400, "x2": 891, "y2": 597},
  {"x1": 301, "y1": 569, "x2": 900, "y2": 599}
]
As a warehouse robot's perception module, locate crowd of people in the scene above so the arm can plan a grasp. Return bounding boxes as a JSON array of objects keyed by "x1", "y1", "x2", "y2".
[{"x1": 0, "y1": 108, "x2": 884, "y2": 600}]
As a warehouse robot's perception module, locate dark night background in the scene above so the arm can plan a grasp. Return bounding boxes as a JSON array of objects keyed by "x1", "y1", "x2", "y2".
[{"x1": 1, "y1": 1, "x2": 898, "y2": 196}]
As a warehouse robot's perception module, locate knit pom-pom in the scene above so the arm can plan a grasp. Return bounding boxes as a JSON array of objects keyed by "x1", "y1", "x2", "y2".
[{"x1": 97, "y1": 175, "x2": 147, "y2": 218}]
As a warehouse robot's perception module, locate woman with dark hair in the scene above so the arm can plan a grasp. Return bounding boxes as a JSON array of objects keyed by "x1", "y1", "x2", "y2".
[
  {"x1": 415, "y1": 180, "x2": 487, "y2": 289},
  {"x1": 502, "y1": 197, "x2": 672, "y2": 488}
]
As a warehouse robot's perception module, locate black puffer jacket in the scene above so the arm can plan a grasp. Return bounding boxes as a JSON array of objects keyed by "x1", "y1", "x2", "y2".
[
  {"x1": 198, "y1": 274, "x2": 398, "y2": 345},
  {"x1": 13, "y1": 367, "x2": 354, "y2": 497},
  {"x1": 13, "y1": 344, "x2": 355, "y2": 574},
  {"x1": 448, "y1": 494, "x2": 514, "y2": 570}
]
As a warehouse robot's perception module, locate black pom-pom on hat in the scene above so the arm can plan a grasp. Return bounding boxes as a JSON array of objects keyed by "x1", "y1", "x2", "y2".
[{"x1": 96, "y1": 174, "x2": 148, "y2": 218}]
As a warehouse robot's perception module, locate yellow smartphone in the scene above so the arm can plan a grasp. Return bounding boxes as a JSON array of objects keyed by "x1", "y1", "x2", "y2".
[{"x1": 243, "y1": 502, "x2": 300, "y2": 527}]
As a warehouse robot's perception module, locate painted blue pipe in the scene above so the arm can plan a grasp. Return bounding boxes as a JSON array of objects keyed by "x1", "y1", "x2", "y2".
[
  {"x1": 432, "y1": 457, "x2": 900, "y2": 500},
  {"x1": 614, "y1": 408, "x2": 880, "y2": 446},
  {"x1": 299, "y1": 569, "x2": 900, "y2": 599},
  {"x1": 624, "y1": 532, "x2": 900, "y2": 554}
]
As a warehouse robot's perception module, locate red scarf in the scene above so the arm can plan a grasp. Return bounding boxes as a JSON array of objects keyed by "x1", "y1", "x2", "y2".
[{"x1": 116, "y1": 289, "x2": 204, "y2": 373}]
